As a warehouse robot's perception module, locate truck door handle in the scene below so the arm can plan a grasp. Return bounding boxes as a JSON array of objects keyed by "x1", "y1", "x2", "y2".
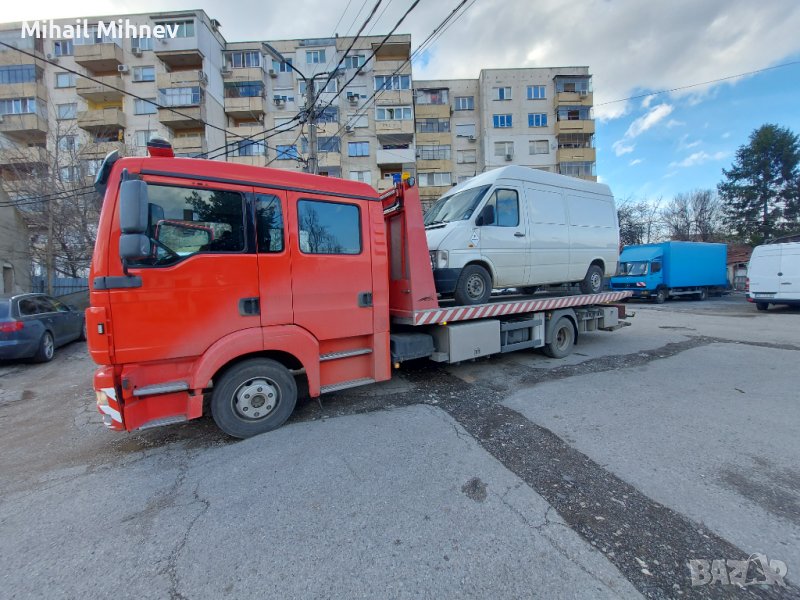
[
  {"x1": 514, "y1": 232, "x2": 525, "y2": 237},
  {"x1": 358, "y1": 292, "x2": 373, "y2": 307},
  {"x1": 238, "y1": 297, "x2": 260, "y2": 316}
]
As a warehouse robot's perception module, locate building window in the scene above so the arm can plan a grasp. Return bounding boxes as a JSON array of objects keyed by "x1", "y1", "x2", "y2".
[
  {"x1": 131, "y1": 36, "x2": 153, "y2": 51},
  {"x1": 455, "y1": 123, "x2": 476, "y2": 137},
  {"x1": 527, "y1": 85, "x2": 546, "y2": 100},
  {"x1": 374, "y1": 75, "x2": 411, "y2": 91},
  {"x1": 59, "y1": 166, "x2": 81, "y2": 182},
  {"x1": 494, "y1": 141, "x2": 514, "y2": 157},
  {"x1": 559, "y1": 162, "x2": 595, "y2": 178},
  {"x1": 55, "y1": 72, "x2": 75, "y2": 88},
  {"x1": 159, "y1": 86, "x2": 201, "y2": 107},
  {"x1": 57, "y1": 135, "x2": 78, "y2": 151},
  {"x1": 224, "y1": 81, "x2": 264, "y2": 98},
  {"x1": 298, "y1": 200, "x2": 361, "y2": 255},
  {"x1": 558, "y1": 133, "x2": 594, "y2": 148},
  {"x1": 348, "y1": 141, "x2": 369, "y2": 157},
  {"x1": 418, "y1": 172, "x2": 452, "y2": 187},
  {"x1": 234, "y1": 139, "x2": 266, "y2": 157},
  {"x1": 154, "y1": 20, "x2": 194, "y2": 38},
  {"x1": 494, "y1": 87, "x2": 512, "y2": 100},
  {"x1": 375, "y1": 106, "x2": 412, "y2": 121},
  {"x1": 0, "y1": 98, "x2": 37, "y2": 115},
  {"x1": 454, "y1": 96, "x2": 474, "y2": 111},
  {"x1": 316, "y1": 136, "x2": 341, "y2": 153},
  {"x1": 276, "y1": 145, "x2": 299, "y2": 160},
  {"x1": 135, "y1": 130, "x2": 159, "y2": 147},
  {"x1": 483, "y1": 189, "x2": 520, "y2": 227},
  {"x1": 493, "y1": 114, "x2": 512, "y2": 128},
  {"x1": 132, "y1": 98, "x2": 157, "y2": 115},
  {"x1": 53, "y1": 40, "x2": 73, "y2": 56},
  {"x1": 555, "y1": 77, "x2": 592, "y2": 94},
  {"x1": 226, "y1": 51, "x2": 261, "y2": 69},
  {"x1": 344, "y1": 55, "x2": 365, "y2": 69},
  {"x1": 457, "y1": 149, "x2": 476, "y2": 164},
  {"x1": 557, "y1": 106, "x2": 592, "y2": 121},
  {"x1": 416, "y1": 89, "x2": 448, "y2": 105},
  {"x1": 317, "y1": 106, "x2": 339, "y2": 123},
  {"x1": 528, "y1": 113, "x2": 548, "y2": 127},
  {"x1": 349, "y1": 170, "x2": 372, "y2": 184},
  {"x1": 83, "y1": 159, "x2": 103, "y2": 177},
  {"x1": 272, "y1": 58, "x2": 293, "y2": 73},
  {"x1": 299, "y1": 79, "x2": 337, "y2": 95},
  {"x1": 0, "y1": 65, "x2": 39, "y2": 84},
  {"x1": 57, "y1": 103, "x2": 77, "y2": 120},
  {"x1": 306, "y1": 49, "x2": 326, "y2": 64},
  {"x1": 133, "y1": 66, "x2": 155, "y2": 82},
  {"x1": 417, "y1": 145, "x2": 451, "y2": 160},
  {"x1": 529, "y1": 139, "x2": 549, "y2": 155},
  {"x1": 415, "y1": 118, "x2": 449, "y2": 133}
]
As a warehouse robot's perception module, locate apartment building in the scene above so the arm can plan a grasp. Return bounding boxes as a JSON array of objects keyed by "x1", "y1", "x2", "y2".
[{"x1": 414, "y1": 67, "x2": 595, "y2": 207}]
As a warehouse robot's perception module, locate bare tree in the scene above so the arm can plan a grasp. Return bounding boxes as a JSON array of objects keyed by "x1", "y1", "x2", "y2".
[
  {"x1": 661, "y1": 189, "x2": 722, "y2": 242},
  {"x1": 617, "y1": 196, "x2": 663, "y2": 246}
]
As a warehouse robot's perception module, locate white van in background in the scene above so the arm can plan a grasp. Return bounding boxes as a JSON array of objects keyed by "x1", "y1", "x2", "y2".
[
  {"x1": 424, "y1": 166, "x2": 619, "y2": 305},
  {"x1": 747, "y1": 241, "x2": 800, "y2": 310}
]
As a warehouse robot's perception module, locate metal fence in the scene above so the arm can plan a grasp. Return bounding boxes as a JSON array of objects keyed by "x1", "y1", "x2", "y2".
[{"x1": 31, "y1": 276, "x2": 89, "y2": 297}]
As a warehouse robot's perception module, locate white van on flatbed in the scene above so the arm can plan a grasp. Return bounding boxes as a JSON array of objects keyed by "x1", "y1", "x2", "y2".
[
  {"x1": 424, "y1": 166, "x2": 619, "y2": 305},
  {"x1": 747, "y1": 241, "x2": 800, "y2": 310}
]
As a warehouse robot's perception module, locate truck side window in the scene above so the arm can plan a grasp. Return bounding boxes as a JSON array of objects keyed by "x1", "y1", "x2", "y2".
[
  {"x1": 255, "y1": 194, "x2": 284, "y2": 253},
  {"x1": 651, "y1": 261, "x2": 662, "y2": 274},
  {"x1": 483, "y1": 189, "x2": 519, "y2": 227},
  {"x1": 297, "y1": 199, "x2": 361, "y2": 255}
]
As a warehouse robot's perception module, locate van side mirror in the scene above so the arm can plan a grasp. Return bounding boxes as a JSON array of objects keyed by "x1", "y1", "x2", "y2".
[
  {"x1": 120, "y1": 179, "x2": 149, "y2": 234},
  {"x1": 476, "y1": 204, "x2": 495, "y2": 226}
]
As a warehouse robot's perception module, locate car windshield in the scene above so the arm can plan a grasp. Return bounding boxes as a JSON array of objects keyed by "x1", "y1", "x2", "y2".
[
  {"x1": 618, "y1": 261, "x2": 649, "y2": 276},
  {"x1": 424, "y1": 185, "x2": 491, "y2": 226}
]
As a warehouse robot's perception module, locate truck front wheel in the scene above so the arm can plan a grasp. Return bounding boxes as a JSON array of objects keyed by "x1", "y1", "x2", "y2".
[
  {"x1": 655, "y1": 288, "x2": 667, "y2": 304},
  {"x1": 543, "y1": 317, "x2": 575, "y2": 359},
  {"x1": 454, "y1": 265, "x2": 492, "y2": 305},
  {"x1": 211, "y1": 358, "x2": 297, "y2": 439}
]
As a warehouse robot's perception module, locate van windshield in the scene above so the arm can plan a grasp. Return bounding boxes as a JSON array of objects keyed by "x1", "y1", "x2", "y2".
[
  {"x1": 424, "y1": 185, "x2": 491, "y2": 226},
  {"x1": 617, "y1": 261, "x2": 649, "y2": 276}
]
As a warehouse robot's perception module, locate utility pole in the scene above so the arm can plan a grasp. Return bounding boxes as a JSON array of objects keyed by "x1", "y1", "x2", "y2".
[
  {"x1": 305, "y1": 79, "x2": 318, "y2": 175},
  {"x1": 46, "y1": 197, "x2": 53, "y2": 295}
]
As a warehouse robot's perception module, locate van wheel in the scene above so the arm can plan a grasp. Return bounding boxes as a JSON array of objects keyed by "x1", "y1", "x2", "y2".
[
  {"x1": 756, "y1": 302, "x2": 769, "y2": 312},
  {"x1": 544, "y1": 317, "x2": 575, "y2": 358},
  {"x1": 579, "y1": 265, "x2": 604, "y2": 294},
  {"x1": 454, "y1": 265, "x2": 492, "y2": 305},
  {"x1": 211, "y1": 358, "x2": 297, "y2": 439},
  {"x1": 655, "y1": 288, "x2": 667, "y2": 304}
]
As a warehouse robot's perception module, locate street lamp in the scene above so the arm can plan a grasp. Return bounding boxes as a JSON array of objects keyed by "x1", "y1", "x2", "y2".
[{"x1": 262, "y1": 42, "x2": 330, "y2": 175}]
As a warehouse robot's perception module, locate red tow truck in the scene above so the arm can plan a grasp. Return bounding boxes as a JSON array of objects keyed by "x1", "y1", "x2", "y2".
[{"x1": 87, "y1": 141, "x2": 631, "y2": 438}]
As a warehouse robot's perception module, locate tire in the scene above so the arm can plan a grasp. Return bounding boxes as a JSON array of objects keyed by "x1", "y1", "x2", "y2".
[
  {"x1": 756, "y1": 302, "x2": 769, "y2": 312},
  {"x1": 454, "y1": 265, "x2": 492, "y2": 305},
  {"x1": 655, "y1": 288, "x2": 667, "y2": 304},
  {"x1": 34, "y1": 331, "x2": 55, "y2": 363},
  {"x1": 78, "y1": 320, "x2": 87, "y2": 341},
  {"x1": 543, "y1": 317, "x2": 575, "y2": 359},
  {"x1": 579, "y1": 265, "x2": 604, "y2": 294},
  {"x1": 211, "y1": 358, "x2": 297, "y2": 439},
  {"x1": 697, "y1": 288, "x2": 708, "y2": 301}
]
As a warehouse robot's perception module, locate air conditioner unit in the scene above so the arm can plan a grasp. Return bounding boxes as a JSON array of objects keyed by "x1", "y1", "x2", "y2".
[
  {"x1": 505, "y1": 153, "x2": 513, "y2": 161},
  {"x1": 268, "y1": 68, "x2": 277, "y2": 78},
  {"x1": 131, "y1": 48, "x2": 142, "y2": 57},
  {"x1": 46, "y1": 53, "x2": 58, "y2": 62},
  {"x1": 468, "y1": 135, "x2": 476, "y2": 142},
  {"x1": 198, "y1": 70, "x2": 208, "y2": 84},
  {"x1": 348, "y1": 96, "x2": 359, "y2": 105},
  {"x1": 273, "y1": 97, "x2": 285, "y2": 106},
  {"x1": 344, "y1": 125, "x2": 353, "y2": 133},
  {"x1": 117, "y1": 64, "x2": 130, "y2": 73}
]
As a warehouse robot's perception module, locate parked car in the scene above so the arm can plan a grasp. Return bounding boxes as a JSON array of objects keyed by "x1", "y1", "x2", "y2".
[
  {"x1": 0, "y1": 293, "x2": 86, "y2": 362},
  {"x1": 747, "y1": 241, "x2": 800, "y2": 310}
]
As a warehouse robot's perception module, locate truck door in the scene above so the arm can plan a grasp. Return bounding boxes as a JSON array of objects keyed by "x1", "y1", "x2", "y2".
[
  {"x1": 478, "y1": 186, "x2": 529, "y2": 287},
  {"x1": 288, "y1": 194, "x2": 374, "y2": 343},
  {"x1": 254, "y1": 191, "x2": 293, "y2": 327},
  {"x1": 108, "y1": 178, "x2": 259, "y2": 364}
]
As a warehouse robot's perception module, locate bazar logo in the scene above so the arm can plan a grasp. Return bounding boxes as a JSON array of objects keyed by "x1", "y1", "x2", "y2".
[{"x1": 688, "y1": 554, "x2": 787, "y2": 587}]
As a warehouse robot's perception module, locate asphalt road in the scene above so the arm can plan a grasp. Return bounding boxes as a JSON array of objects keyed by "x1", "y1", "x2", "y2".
[{"x1": 0, "y1": 294, "x2": 798, "y2": 599}]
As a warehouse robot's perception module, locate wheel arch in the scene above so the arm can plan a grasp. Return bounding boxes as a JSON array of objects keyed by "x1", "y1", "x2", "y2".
[{"x1": 463, "y1": 259, "x2": 496, "y2": 286}]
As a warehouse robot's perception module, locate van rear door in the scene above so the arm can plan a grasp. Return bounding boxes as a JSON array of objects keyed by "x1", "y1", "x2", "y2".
[
  {"x1": 778, "y1": 244, "x2": 800, "y2": 299},
  {"x1": 749, "y1": 245, "x2": 781, "y2": 296}
]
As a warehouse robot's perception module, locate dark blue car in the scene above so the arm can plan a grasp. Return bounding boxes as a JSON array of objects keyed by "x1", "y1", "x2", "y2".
[{"x1": 0, "y1": 294, "x2": 86, "y2": 362}]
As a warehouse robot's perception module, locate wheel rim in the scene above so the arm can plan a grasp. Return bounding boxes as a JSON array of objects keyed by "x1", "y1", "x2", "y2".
[
  {"x1": 590, "y1": 272, "x2": 602, "y2": 292},
  {"x1": 555, "y1": 326, "x2": 570, "y2": 351},
  {"x1": 466, "y1": 274, "x2": 486, "y2": 299},
  {"x1": 44, "y1": 334, "x2": 54, "y2": 359},
  {"x1": 233, "y1": 378, "x2": 279, "y2": 421}
]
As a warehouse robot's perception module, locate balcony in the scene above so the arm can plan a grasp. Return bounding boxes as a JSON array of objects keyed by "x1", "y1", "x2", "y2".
[
  {"x1": 372, "y1": 41, "x2": 411, "y2": 62},
  {"x1": 228, "y1": 155, "x2": 266, "y2": 167},
  {"x1": 0, "y1": 81, "x2": 47, "y2": 101},
  {"x1": 80, "y1": 141, "x2": 125, "y2": 158},
  {"x1": 223, "y1": 67, "x2": 264, "y2": 83},
  {"x1": 375, "y1": 119, "x2": 414, "y2": 137},
  {"x1": 555, "y1": 91, "x2": 593, "y2": 106},
  {"x1": 376, "y1": 146, "x2": 415, "y2": 165},
  {"x1": 317, "y1": 152, "x2": 341, "y2": 169},
  {"x1": 557, "y1": 147, "x2": 596, "y2": 163},
  {"x1": 77, "y1": 108, "x2": 126, "y2": 132},
  {"x1": 74, "y1": 43, "x2": 124, "y2": 72},
  {"x1": 156, "y1": 70, "x2": 208, "y2": 89},
  {"x1": 76, "y1": 75, "x2": 124, "y2": 102},
  {"x1": 0, "y1": 145, "x2": 48, "y2": 167},
  {"x1": 172, "y1": 136, "x2": 207, "y2": 156},
  {"x1": 224, "y1": 96, "x2": 266, "y2": 118},
  {"x1": 158, "y1": 104, "x2": 206, "y2": 129},
  {"x1": 155, "y1": 40, "x2": 204, "y2": 69},
  {"x1": 0, "y1": 111, "x2": 48, "y2": 138},
  {"x1": 414, "y1": 103, "x2": 450, "y2": 119},
  {"x1": 555, "y1": 120, "x2": 595, "y2": 135},
  {"x1": 0, "y1": 41, "x2": 44, "y2": 66}
]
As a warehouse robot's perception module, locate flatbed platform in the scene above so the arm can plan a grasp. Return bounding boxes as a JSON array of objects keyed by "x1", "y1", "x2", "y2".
[{"x1": 393, "y1": 291, "x2": 632, "y2": 326}]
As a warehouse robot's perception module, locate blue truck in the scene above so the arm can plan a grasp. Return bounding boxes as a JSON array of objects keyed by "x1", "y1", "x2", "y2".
[{"x1": 610, "y1": 241, "x2": 728, "y2": 303}]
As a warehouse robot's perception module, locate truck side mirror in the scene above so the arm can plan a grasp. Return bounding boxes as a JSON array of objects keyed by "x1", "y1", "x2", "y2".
[
  {"x1": 119, "y1": 233, "x2": 151, "y2": 260},
  {"x1": 476, "y1": 204, "x2": 495, "y2": 226},
  {"x1": 119, "y1": 179, "x2": 149, "y2": 234}
]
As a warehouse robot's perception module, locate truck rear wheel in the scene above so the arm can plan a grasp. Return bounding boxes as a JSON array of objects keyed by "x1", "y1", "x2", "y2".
[
  {"x1": 454, "y1": 265, "x2": 492, "y2": 305},
  {"x1": 697, "y1": 288, "x2": 708, "y2": 301},
  {"x1": 543, "y1": 317, "x2": 575, "y2": 359},
  {"x1": 211, "y1": 358, "x2": 297, "y2": 439}
]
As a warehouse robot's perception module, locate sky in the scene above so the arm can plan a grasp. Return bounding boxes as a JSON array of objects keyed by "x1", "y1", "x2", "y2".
[{"x1": 4, "y1": 0, "x2": 800, "y2": 202}]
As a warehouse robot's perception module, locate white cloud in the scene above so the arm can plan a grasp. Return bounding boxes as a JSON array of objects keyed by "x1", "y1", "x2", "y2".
[
  {"x1": 612, "y1": 140, "x2": 635, "y2": 156},
  {"x1": 629, "y1": 158, "x2": 643, "y2": 166},
  {"x1": 641, "y1": 95, "x2": 656, "y2": 109},
  {"x1": 721, "y1": 131, "x2": 732, "y2": 139},
  {"x1": 678, "y1": 135, "x2": 702, "y2": 150},
  {"x1": 666, "y1": 119, "x2": 686, "y2": 129},
  {"x1": 624, "y1": 104, "x2": 674, "y2": 138},
  {"x1": 669, "y1": 151, "x2": 728, "y2": 168}
]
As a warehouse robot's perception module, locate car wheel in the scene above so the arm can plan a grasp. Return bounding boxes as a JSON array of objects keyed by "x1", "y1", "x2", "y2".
[
  {"x1": 756, "y1": 302, "x2": 768, "y2": 312},
  {"x1": 543, "y1": 317, "x2": 575, "y2": 358},
  {"x1": 78, "y1": 320, "x2": 87, "y2": 341},
  {"x1": 34, "y1": 331, "x2": 55, "y2": 363},
  {"x1": 454, "y1": 265, "x2": 492, "y2": 305},
  {"x1": 211, "y1": 358, "x2": 297, "y2": 439},
  {"x1": 579, "y1": 265, "x2": 604, "y2": 294}
]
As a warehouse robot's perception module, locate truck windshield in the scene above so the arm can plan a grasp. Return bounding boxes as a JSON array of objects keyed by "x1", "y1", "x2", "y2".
[
  {"x1": 618, "y1": 261, "x2": 649, "y2": 276},
  {"x1": 424, "y1": 185, "x2": 491, "y2": 226}
]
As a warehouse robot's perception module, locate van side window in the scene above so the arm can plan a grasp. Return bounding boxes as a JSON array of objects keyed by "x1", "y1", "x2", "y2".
[
  {"x1": 128, "y1": 184, "x2": 246, "y2": 267},
  {"x1": 298, "y1": 199, "x2": 361, "y2": 255},
  {"x1": 255, "y1": 194, "x2": 285, "y2": 253},
  {"x1": 483, "y1": 189, "x2": 519, "y2": 227}
]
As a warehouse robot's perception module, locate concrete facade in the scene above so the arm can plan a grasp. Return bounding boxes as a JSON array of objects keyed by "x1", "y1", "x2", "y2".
[{"x1": 0, "y1": 189, "x2": 31, "y2": 294}]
